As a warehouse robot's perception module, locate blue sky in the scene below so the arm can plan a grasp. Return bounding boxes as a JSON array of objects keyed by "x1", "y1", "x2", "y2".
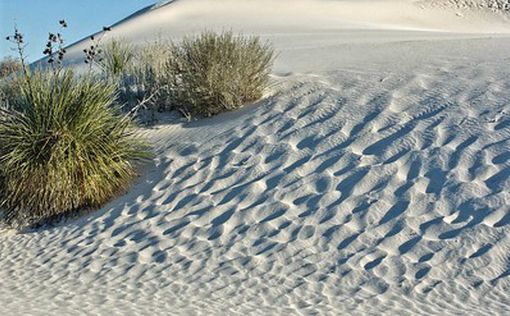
[{"x1": 1, "y1": 0, "x2": 157, "y2": 62}]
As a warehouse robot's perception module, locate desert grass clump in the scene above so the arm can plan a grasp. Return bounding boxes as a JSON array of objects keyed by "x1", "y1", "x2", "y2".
[
  {"x1": 0, "y1": 70, "x2": 147, "y2": 227},
  {"x1": 99, "y1": 39, "x2": 135, "y2": 78},
  {"x1": 166, "y1": 31, "x2": 274, "y2": 118},
  {"x1": 0, "y1": 57, "x2": 22, "y2": 78}
]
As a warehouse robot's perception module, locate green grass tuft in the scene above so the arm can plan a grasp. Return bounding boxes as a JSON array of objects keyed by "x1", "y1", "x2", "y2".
[{"x1": 99, "y1": 39, "x2": 135, "y2": 78}]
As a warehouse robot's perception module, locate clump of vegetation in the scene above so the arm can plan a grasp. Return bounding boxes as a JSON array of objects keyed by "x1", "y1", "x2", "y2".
[
  {"x1": 98, "y1": 39, "x2": 135, "y2": 78},
  {"x1": 165, "y1": 31, "x2": 274, "y2": 118},
  {"x1": 116, "y1": 40, "x2": 172, "y2": 120},
  {"x1": 0, "y1": 22, "x2": 148, "y2": 228},
  {"x1": 0, "y1": 56, "x2": 22, "y2": 78},
  {"x1": 116, "y1": 32, "x2": 274, "y2": 120}
]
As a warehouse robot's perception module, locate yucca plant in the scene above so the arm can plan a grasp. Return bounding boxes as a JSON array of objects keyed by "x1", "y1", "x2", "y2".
[
  {"x1": 166, "y1": 31, "x2": 274, "y2": 118},
  {"x1": 0, "y1": 69, "x2": 148, "y2": 227}
]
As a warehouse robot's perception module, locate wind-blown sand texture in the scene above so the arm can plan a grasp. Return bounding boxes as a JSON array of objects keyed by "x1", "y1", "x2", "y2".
[{"x1": 1, "y1": 1, "x2": 510, "y2": 315}]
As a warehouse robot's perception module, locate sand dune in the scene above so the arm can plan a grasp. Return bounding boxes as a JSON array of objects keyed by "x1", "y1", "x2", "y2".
[{"x1": 2, "y1": 0, "x2": 510, "y2": 315}]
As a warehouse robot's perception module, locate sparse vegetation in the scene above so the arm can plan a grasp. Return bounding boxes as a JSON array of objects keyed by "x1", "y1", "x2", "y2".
[
  {"x1": 116, "y1": 32, "x2": 274, "y2": 120},
  {"x1": 99, "y1": 39, "x2": 135, "y2": 78},
  {"x1": 0, "y1": 23, "x2": 275, "y2": 228},
  {"x1": 0, "y1": 57, "x2": 22, "y2": 78},
  {"x1": 116, "y1": 40, "x2": 173, "y2": 120}
]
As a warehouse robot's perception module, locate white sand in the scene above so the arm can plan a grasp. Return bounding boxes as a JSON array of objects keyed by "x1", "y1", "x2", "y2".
[{"x1": 2, "y1": 1, "x2": 510, "y2": 315}]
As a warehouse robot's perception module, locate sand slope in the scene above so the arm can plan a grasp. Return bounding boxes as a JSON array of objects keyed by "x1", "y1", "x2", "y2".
[
  {"x1": 52, "y1": 0, "x2": 510, "y2": 68},
  {"x1": 2, "y1": 1, "x2": 510, "y2": 315}
]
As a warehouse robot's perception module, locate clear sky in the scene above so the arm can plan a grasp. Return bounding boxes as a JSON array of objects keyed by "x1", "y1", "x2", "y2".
[{"x1": 1, "y1": 0, "x2": 158, "y2": 62}]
